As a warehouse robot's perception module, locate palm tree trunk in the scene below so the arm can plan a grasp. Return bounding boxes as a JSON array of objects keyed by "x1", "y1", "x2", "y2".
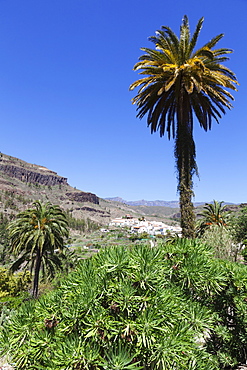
[
  {"x1": 32, "y1": 249, "x2": 42, "y2": 298},
  {"x1": 179, "y1": 181, "x2": 195, "y2": 238},
  {"x1": 175, "y1": 86, "x2": 196, "y2": 238}
]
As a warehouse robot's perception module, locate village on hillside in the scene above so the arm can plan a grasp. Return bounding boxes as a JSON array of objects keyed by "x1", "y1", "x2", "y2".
[{"x1": 109, "y1": 215, "x2": 182, "y2": 236}]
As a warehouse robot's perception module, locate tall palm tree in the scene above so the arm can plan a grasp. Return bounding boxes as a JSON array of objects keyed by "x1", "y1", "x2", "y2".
[
  {"x1": 130, "y1": 16, "x2": 238, "y2": 238},
  {"x1": 7, "y1": 201, "x2": 69, "y2": 297}
]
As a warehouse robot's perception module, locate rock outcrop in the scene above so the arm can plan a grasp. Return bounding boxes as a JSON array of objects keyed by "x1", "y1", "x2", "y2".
[
  {"x1": 0, "y1": 153, "x2": 100, "y2": 208},
  {"x1": 65, "y1": 192, "x2": 99, "y2": 205},
  {"x1": 0, "y1": 164, "x2": 67, "y2": 186}
]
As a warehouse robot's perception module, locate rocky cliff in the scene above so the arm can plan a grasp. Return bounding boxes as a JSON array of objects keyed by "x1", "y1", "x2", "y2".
[
  {"x1": 0, "y1": 153, "x2": 99, "y2": 204},
  {"x1": 0, "y1": 163, "x2": 68, "y2": 187},
  {"x1": 0, "y1": 153, "x2": 68, "y2": 185},
  {"x1": 65, "y1": 192, "x2": 99, "y2": 205},
  {"x1": 0, "y1": 153, "x2": 182, "y2": 226},
  {"x1": 0, "y1": 153, "x2": 105, "y2": 222}
]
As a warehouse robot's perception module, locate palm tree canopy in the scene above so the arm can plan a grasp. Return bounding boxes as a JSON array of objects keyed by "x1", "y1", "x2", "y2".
[
  {"x1": 130, "y1": 15, "x2": 238, "y2": 139},
  {"x1": 8, "y1": 201, "x2": 69, "y2": 259},
  {"x1": 197, "y1": 200, "x2": 231, "y2": 236},
  {"x1": 7, "y1": 201, "x2": 69, "y2": 297}
]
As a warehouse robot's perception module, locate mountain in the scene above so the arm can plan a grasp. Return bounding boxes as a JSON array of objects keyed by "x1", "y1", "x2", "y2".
[
  {"x1": 105, "y1": 197, "x2": 206, "y2": 208},
  {"x1": 0, "y1": 153, "x2": 180, "y2": 225},
  {"x1": 0, "y1": 153, "x2": 110, "y2": 224},
  {"x1": 4, "y1": 153, "x2": 237, "y2": 228}
]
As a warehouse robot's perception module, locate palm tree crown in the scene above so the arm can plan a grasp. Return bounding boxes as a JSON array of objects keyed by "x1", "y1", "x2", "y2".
[
  {"x1": 199, "y1": 200, "x2": 230, "y2": 226},
  {"x1": 130, "y1": 16, "x2": 238, "y2": 238},
  {"x1": 8, "y1": 201, "x2": 69, "y2": 297},
  {"x1": 197, "y1": 200, "x2": 231, "y2": 236}
]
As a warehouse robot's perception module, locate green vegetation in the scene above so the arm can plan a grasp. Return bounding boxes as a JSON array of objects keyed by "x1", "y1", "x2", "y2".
[
  {"x1": 7, "y1": 201, "x2": 69, "y2": 297},
  {"x1": 130, "y1": 16, "x2": 238, "y2": 238},
  {"x1": 0, "y1": 15, "x2": 243, "y2": 367},
  {"x1": 66, "y1": 211, "x2": 100, "y2": 233},
  {"x1": 1, "y1": 240, "x2": 247, "y2": 369},
  {"x1": 0, "y1": 267, "x2": 31, "y2": 299},
  {"x1": 197, "y1": 200, "x2": 231, "y2": 236},
  {"x1": 196, "y1": 202, "x2": 247, "y2": 262},
  {"x1": 0, "y1": 213, "x2": 10, "y2": 264},
  {"x1": 2, "y1": 200, "x2": 247, "y2": 368},
  {"x1": 0, "y1": 190, "x2": 32, "y2": 215},
  {"x1": 231, "y1": 206, "x2": 247, "y2": 261},
  {"x1": 201, "y1": 225, "x2": 235, "y2": 261},
  {"x1": 232, "y1": 206, "x2": 247, "y2": 244}
]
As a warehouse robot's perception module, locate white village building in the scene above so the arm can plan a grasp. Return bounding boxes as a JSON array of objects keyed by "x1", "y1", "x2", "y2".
[{"x1": 109, "y1": 217, "x2": 181, "y2": 236}]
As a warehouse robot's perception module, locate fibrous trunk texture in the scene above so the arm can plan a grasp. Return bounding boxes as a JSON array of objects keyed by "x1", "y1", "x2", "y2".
[{"x1": 175, "y1": 85, "x2": 196, "y2": 238}]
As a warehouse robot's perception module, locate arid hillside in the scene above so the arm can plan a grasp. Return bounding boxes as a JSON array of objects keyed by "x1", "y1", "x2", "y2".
[{"x1": 0, "y1": 153, "x2": 180, "y2": 225}]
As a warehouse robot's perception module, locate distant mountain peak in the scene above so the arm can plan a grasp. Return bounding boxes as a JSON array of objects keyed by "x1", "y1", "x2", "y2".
[
  {"x1": 105, "y1": 197, "x2": 181, "y2": 208},
  {"x1": 105, "y1": 197, "x2": 236, "y2": 208}
]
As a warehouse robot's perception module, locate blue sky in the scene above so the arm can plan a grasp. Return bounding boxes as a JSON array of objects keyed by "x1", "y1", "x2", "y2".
[{"x1": 0, "y1": 0, "x2": 246, "y2": 203}]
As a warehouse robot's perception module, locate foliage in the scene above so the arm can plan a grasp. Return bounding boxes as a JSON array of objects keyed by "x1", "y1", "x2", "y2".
[
  {"x1": 200, "y1": 224, "x2": 236, "y2": 261},
  {"x1": 197, "y1": 201, "x2": 231, "y2": 236},
  {"x1": 66, "y1": 212, "x2": 100, "y2": 233},
  {"x1": 229, "y1": 206, "x2": 247, "y2": 261},
  {"x1": 196, "y1": 201, "x2": 238, "y2": 261},
  {"x1": 231, "y1": 206, "x2": 247, "y2": 244},
  {"x1": 7, "y1": 201, "x2": 69, "y2": 297},
  {"x1": 138, "y1": 231, "x2": 150, "y2": 239},
  {"x1": 1, "y1": 240, "x2": 247, "y2": 369},
  {"x1": 0, "y1": 213, "x2": 10, "y2": 264},
  {"x1": 130, "y1": 16, "x2": 238, "y2": 238},
  {"x1": 4, "y1": 198, "x2": 18, "y2": 210},
  {"x1": 0, "y1": 267, "x2": 31, "y2": 298}
]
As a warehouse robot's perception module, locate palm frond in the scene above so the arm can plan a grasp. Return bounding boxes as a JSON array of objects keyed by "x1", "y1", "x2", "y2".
[
  {"x1": 179, "y1": 15, "x2": 190, "y2": 64},
  {"x1": 188, "y1": 17, "x2": 204, "y2": 56}
]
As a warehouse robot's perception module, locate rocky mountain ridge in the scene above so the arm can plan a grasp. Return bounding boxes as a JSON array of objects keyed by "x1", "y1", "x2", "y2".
[
  {"x1": 0, "y1": 153, "x2": 209, "y2": 227},
  {"x1": 0, "y1": 153, "x2": 179, "y2": 226},
  {"x1": 0, "y1": 153, "x2": 107, "y2": 223},
  {"x1": 106, "y1": 197, "x2": 206, "y2": 208},
  {"x1": 0, "y1": 162, "x2": 67, "y2": 187}
]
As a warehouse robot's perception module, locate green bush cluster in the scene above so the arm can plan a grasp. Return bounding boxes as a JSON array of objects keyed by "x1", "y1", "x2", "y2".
[
  {"x1": 232, "y1": 206, "x2": 247, "y2": 243},
  {"x1": 0, "y1": 268, "x2": 31, "y2": 298},
  {"x1": 66, "y1": 213, "x2": 100, "y2": 233},
  {"x1": 201, "y1": 225, "x2": 236, "y2": 261},
  {"x1": 1, "y1": 240, "x2": 247, "y2": 369}
]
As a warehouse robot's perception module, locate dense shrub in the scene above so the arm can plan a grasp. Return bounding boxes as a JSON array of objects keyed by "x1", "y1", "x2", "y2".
[
  {"x1": 66, "y1": 213, "x2": 100, "y2": 233},
  {"x1": 201, "y1": 225, "x2": 236, "y2": 261},
  {"x1": 0, "y1": 268, "x2": 31, "y2": 299},
  {"x1": 0, "y1": 213, "x2": 9, "y2": 264},
  {"x1": 232, "y1": 206, "x2": 247, "y2": 244},
  {"x1": 1, "y1": 240, "x2": 247, "y2": 369}
]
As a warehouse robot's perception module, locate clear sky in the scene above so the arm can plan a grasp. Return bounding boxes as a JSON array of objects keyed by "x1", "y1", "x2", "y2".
[{"x1": 0, "y1": 0, "x2": 246, "y2": 203}]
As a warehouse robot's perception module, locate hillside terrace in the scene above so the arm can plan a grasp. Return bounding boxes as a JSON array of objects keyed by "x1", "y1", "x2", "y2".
[{"x1": 109, "y1": 216, "x2": 182, "y2": 236}]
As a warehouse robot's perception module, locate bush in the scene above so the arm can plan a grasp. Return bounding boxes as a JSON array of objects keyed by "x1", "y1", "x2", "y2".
[
  {"x1": 1, "y1": 240, "x2": 247, "y2": 369},
  {"x1": 201, "y1": 225, "x2": 236, "y2": 261},
  {"x1": 232, "y1": 206, "x2": 247, "y2": 243},
  {"x1": 0, "y1": 214, "x2": 10, "y2": 264},
  {"x1": 0, "y1": 268, "x2": 31, "y2": 298}
]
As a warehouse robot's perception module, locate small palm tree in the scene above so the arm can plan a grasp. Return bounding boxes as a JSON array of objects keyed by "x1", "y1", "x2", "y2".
[
  {"x1": 7, "y1": 201, "x2": 69, "y2": 297},
  {"x1": 197, "y1": 200, "x2": 230, "y2": 235},
  {"x1": 130, "y1": 16, "x2": 238, "y2": 238}
]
